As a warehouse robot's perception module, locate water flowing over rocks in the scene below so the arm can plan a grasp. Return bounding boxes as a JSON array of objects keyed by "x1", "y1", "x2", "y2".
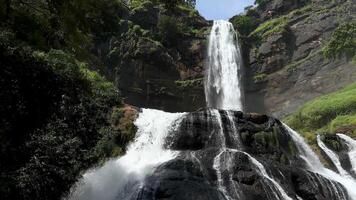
[{"x1": 83, "y1": 109, "x2": 353, "y2": 200}]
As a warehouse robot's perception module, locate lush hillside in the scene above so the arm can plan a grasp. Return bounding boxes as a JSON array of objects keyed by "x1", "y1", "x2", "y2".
[{"x1": 285, "y1": 82, "x2": 356, "y2": 143}]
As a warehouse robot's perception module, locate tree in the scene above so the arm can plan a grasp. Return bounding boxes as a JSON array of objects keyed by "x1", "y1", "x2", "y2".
[{"x1": 185, "y1": 0, "x2": 196, "y2": 7}]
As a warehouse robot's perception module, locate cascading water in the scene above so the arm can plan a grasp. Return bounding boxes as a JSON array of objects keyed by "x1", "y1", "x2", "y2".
[
  {"x1": 338, "y1": 134, "x2": 356, "y2": 175},
  {"x1": 284, "y1": 124, "x2": 356, "y2": 200},
  {"x1": 65, "y1": 19, "x2": 356, "y2": 200},
  {"x1": 205, "y1": 20, "x2": 243, "y2": 111},
  {"x1": 66, "y1": 109, "x2": 185, "y2": 200},
  {"x1": 317, "y1": 135, "x2": 351, "y2": 176},
  {"x1": 206, "y1": 20, "x2": 293, "y2": 200}
]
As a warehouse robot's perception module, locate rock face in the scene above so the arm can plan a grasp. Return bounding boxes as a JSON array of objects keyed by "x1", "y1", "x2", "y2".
[
  {"x1": 241, "y1": 0, "x2": 356, "y2": 117},
  {"x1": 104, "y1": 2, "x2": 210, "y2": 112},
  {"x1": 132, "y1": 109, "x2": 349, "y2": 200},
  {"x1": 110, "y1": 0, "x2": 355, "y2": 117}
]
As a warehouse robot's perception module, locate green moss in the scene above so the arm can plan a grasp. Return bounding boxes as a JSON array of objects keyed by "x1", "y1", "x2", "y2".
[
  {"x1": 284, "y1": 50, "x2": 322, "y2": 72},
  {"x1": 250, "y1": 16, "x2": 289, "y2": 39},
  {"x1": 130, "y1": 0, "x2": 153, "y2": 9},
  {"x1": 285, "y1": 83, "x2": 356, "y2": 142},
  {"x1": 253, "y1": 130, "x2": 280, "y2": 149},
  {"x1": 320, "y1": 114, "x2": 356, "y2": 137},
  {"x1": 253, "y1": 73, "x2": 267, "y2": 83},
  {"x1": 323, "y1": 22, "x2": 356, "y2": 59},
  {"x1": 175, "y1": 77, "x2": 204, "y2": 89},
  {"x1": 289, "y1": 5, "x2": 313, "y2": 16},
  {"x1": 178, "y1": 4, "x2": 199, "y2": 17}
]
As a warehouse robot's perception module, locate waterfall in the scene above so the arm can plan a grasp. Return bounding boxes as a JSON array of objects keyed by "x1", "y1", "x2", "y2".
[
  {"x1": 317, "y1": 135, "x2": 351, "y2": 176},
  {"x1": 65, "y1": 18, "x2": 356, "y2": 200},
  {"x1": 283, "y1": 124, "x2": 356, "y2": 200},
  {"x1": 246, "y1": 152, "x2": 293, "y2": 200},
  {"x1": 205, "y1": 20, "x2": 243, "y2": 111},
  {"x1": 337, "y1": 134, "x2": 356, "y2": 175},
  {"x1": 66, "y1": 109, "x2": 185, "y2": 200}
]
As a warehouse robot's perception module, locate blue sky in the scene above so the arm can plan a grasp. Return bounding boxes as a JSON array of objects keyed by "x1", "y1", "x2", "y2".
[{"x1": 196, "y1": 0, "x2": 255, "y2": 20}]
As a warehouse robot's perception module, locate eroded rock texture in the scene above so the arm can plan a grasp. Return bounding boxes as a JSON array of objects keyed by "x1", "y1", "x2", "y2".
[{"x1": 130, "y1": 110, "x2": 349, "y2": 200}]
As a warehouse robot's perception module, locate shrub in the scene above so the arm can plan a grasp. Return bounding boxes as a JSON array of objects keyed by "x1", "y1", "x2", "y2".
[
  {"x1": 323, "y1": 22, "x2": 356, "y2": 59},
  {"x1": 157, "y1": 15, "x2": 184, "y2": 46},
  {"x1": 230, "y1": 15, "x2": 258, "y2": 36},
  {"x1": 0, "y1": 45, "x2": 123, "y2": 200},
  {"x1": 250, "y1": 16, "x2": 288, "y2": 39}
]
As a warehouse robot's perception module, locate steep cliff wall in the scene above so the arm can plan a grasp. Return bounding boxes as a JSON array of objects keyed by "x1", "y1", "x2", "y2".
[
  {"x1": 104, "y1": 1, "x2": 210, "y2": 112},
  {"x1": 231, "y1": 0, "x2": 356, "y2": 117}
]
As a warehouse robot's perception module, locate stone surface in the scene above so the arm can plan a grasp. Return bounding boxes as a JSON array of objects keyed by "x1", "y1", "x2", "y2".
[
  {"x1": 127, "y1": 109, "x2": 349, "y2": 200},
  {"x1": 243, "y1": 0, "x2": 356, "y2": 117}
]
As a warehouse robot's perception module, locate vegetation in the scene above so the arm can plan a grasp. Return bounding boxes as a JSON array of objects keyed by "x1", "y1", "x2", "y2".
[
  {"x1": 285, "y1": 83, "x2": 356, "y2": 142},
  {"x1": 230, "y1": 15, "x2": 259, "y2": 36},
  {"x1": 0, "y1": 44, "x2": 130, "y2": 200},
  {"x1": 253, "y1": 73, "x2": 267, "y2": 83},
  {"x1": 250, "y1": 16, "x2": 289, "y2": 39},
  {"x1": 175, "y1": 77, "x2": 204, "y2": 89},
  {"x1": 0, "y1": 0, "x2": 209, "y2": 198},
  {"x1": 157, "y1": 15, "x2": 185, "y2": 46},
  {"x1": 323, "y1": 22, "x2": 356, "y2": 59},
  {"x1": 254, "y1": 0, "x2": 272, "y2": 7}
]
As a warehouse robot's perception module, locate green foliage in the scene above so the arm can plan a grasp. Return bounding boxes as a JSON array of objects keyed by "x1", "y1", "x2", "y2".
[
  {"x1": 230, "y1": 15, "x2": 258, "y2": 36},
  {"x1": 285, "y1": 83, "x2": 356, "y2": 142},
  {"x1": 0, "y1": 44, "x2": 125, "y2": 200},
  {"x1": 320, "y1": 115, "x2": 356, "y2": 137},
  {"x1": 250, "y1": 16, "x2": 289, "y2": 39},
  {"x1": 254, "y1": 0, "x2": 272, "y2": 6},
  {"x1": 2, "y1": 0, "x2": 128, "y2": 55},
  {"x1": 157, "y1": 15, "x2": 185, "y2": 46},
  {"x1": 253, "y1": 73, "x2": 267, "y2": 83},
  {"x1": 175, "y1": 77, "x2": 204, "y2": 89},
  {"x1": 158, "y1": 0, "x2": 182, "y2": 10},
  {"x1": 323, "y1": 22, "x2": 356, "y2": 59}
]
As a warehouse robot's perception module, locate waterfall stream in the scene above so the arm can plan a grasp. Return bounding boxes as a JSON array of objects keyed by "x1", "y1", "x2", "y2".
[
  {"x1": 66, "y1": 20, "x2": 356, "y2": 200},
  {"x1": 66, "y1": 109, "x2": 185, "y2": 200},
  {"x1": 205, "y1": 20, "x2": 243, "y2": 111},
  {"x1": 284, "y1": 124, "x2": 356, "y2": 200},
  {"x1": 338, "y1": 134, "x2": 356, "y2": 175},
  {"x1": 317, "y1": 135, "x2": 351, "y2": 176}
]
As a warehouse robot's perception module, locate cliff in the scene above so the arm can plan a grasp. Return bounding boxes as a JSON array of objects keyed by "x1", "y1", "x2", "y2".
[
  {"x1": 231, "y1": 0, "x2": 356, "y2": 117},
  {"x1": 103, "y1": 1, "x2": 210, "y2": 112}
]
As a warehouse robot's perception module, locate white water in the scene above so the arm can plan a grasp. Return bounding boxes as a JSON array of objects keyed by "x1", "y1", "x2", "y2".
[
  {"x1": 283, "y1": 124, "x2": 356, "y2": 200},
  {"x1": 67, "y1": 109, "x2": 185, "y2": 200},
  {"x1": 246, "y1": 153, "x2": 293, "y2": 200},
  {"x1": 211, "y1": 109, "x2": 232, "y2": 199},
  {"x1": 317, "y1": 135, "x2": 351, "y2": 176},
  {"x1": 337, "y1": 134, "x2": 356, "y2": 174},
  {"x1": 205, "y1": 20, "x2": 243, "y2": 111}
]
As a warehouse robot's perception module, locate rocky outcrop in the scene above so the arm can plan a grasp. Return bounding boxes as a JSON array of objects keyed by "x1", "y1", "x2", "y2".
[
  {"x1": 135, "y1": 109, "x2": 349, "y2": 200},
  {"x1": 239, "y1": 0, "x2": 356, "y2": 117},
  {"x1": 104, "y1": 2, "x2": 210, "y2": 112}
]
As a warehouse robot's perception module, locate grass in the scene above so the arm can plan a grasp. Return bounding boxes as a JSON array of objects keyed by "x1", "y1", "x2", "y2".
[
  {"x1": 175, "y1": 77, "x2": 204, "y2": 89},
  {"x1": 319, "y1": 114, "x2": 356, "y2": 137},
  {"x1": 249, "y1": 16, "x2": 288, "y2": 39},
  {"x1": 253, "y1": 73, "x2": 267, "y2": 83},
  {"x1": 284, "y1": 82, "x2": 356, "y2": 143}
]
